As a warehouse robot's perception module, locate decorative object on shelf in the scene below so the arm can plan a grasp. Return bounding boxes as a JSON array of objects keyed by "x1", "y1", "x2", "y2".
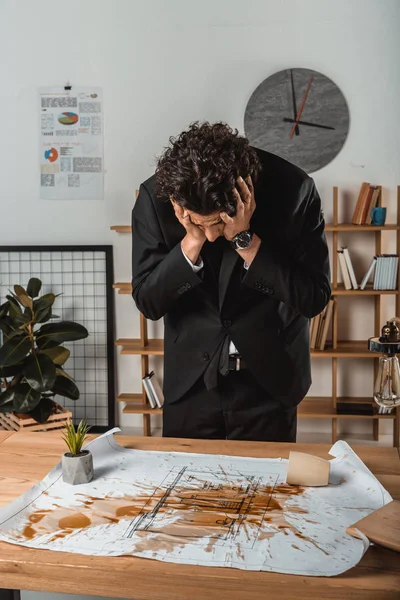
[
  {"x1": 0, "y1": 245, "x2": 116, "y2": 432},
  {"x1": 61, "y1": 419, "x2": 93, "y2": 485},
  {"x1": 368, "y1": 317, "x2": 400, "y2": 410},
  {"x1": 244, "y1": 68, "x2": 350, "y2": 173},
  {"x1": 0, "y1": 277, "x2": 88, "y2": 427},
  {"x1": 371, "y1": 207, "x2": 387, "y2": 226}
]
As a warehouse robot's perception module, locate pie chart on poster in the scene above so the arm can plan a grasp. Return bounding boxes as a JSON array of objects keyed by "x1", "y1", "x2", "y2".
[
  {"x1": 58, "y1": 112, "x2": 79, "y2": 125},
  {"x1": 44, "y1": 148, "x2": 58, "y2": 162}
]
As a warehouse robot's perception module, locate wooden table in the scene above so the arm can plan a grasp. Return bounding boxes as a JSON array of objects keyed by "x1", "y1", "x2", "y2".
[{"x1": 0, "y1": 431, "x2": 399, "y2": 600}]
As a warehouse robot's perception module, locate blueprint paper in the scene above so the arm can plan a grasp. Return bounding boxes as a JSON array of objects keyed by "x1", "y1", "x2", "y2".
[{"x1": 0, "y1": 429, "x2": 391, "y2": 576}]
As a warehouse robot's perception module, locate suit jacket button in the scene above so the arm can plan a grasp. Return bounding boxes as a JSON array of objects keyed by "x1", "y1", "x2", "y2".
[
  {"x1": 203, "y1": 352, "x2": 210, "y2": 361},
  {"x1": 223, "y1": 319, "x2": 232, "y2": 328},
  {"x1": 186, "y1": 282, "x2": 192, "y2": 289},
  {"x1": 255, "y1": 282, "x2": 261, "y2": 289}
]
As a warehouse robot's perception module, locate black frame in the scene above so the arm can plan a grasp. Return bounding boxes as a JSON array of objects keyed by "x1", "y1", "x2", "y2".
[{"x1": 0, "y1": 245, "x2": 115, "y2": 432}]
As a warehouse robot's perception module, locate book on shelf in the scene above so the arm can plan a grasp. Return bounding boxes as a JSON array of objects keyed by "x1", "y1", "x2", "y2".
[
  {"x1": 351, "y1": 183, "x2": 380, "y2": 225},
  {"x1": 310, "y1": 298, "x2": 334, "y2": 350},
  {"x1": 372, "y1": 255, "x2": 399, "y2": 290},
  {"x1": 337, "y1": 250, "x2": 352, "y2": 289},
  {"x1": 336, "y1": 402, "x2": 374, "y2": 416},
  {"x1": 143, "y1": 371, "x2": 164, "y2": 408},
  {"x1": 360, "y1": 257, "x2": 377, "y2": 290},
  {"x1": 142, "y1": 375, "x2": 157, "y2": 408},
  {"x1": 342, "y1": 246, "x2": 358, "y2": 289}
]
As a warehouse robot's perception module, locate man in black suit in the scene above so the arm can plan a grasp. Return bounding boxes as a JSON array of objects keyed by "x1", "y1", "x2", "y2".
[{"x1": 131, "y1": 122, "x2": 331, "y2": 442}]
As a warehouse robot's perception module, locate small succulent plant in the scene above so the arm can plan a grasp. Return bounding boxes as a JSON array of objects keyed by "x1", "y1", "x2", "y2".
[{"x1": 62, "y1": 419, "x2": 91, "y2": 456}]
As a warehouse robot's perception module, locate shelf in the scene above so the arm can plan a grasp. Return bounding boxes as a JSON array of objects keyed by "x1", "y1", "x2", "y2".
[
  {"x1": 299, "y1": 397, "x2": 396, "y2": 419},
  {"x1": 113, "y1": 282, "x2": 132, "y2": 294},
  {"x1": 123, "y1": 405, "x2": 162, "y2": 415},
  {"x1": 115, "y1": 338, "x2": 164, "y2": 355},
  {"x1": 118, "y1": 394, "x2": 163, "y2": 414},
  {"x1": 118, "y1": 394, "x2": 395, "y2": 419},
  {"x1": 112, "y1": 281, "x2": 399, "y2": 296},
  {"x1": 311, "y1": 341, "x2": 374, "y2": 358},
  {"x1": 331, "y1": 283, "x2": 399, "y2": 296},
  {"x1": 110, "y1": 225, "x2": 132, "y2": 233},
  {"x1": 116, "y1": 339, "x2": 375, "y2": 358},
  {"x1": 325, "y1": 223, "x2": 400, "y2": 231}
]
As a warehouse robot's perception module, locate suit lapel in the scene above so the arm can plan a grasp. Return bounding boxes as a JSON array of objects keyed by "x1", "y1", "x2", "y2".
[{"x1": 219, "y1": 242, "x2": 240, "y2": 311}]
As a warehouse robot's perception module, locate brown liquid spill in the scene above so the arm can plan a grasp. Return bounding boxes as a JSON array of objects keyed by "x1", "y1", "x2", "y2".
[
  {"x1": 23, "y1": 525, "x2": 37, "y2": 539},
  {"x1": 19, "y1": 477, "x2": 328, "y2": 557},
  {"x1": 58, "y1": 513, "x2": 91, "y2": 529},
  {"x1": 29, "y1": 510, "x2": 51, "y2": 523}
]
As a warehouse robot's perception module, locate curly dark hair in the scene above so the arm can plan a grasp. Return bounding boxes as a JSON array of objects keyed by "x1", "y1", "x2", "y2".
[{"x1": 155, "y1": 122, "x2": 261, "y2": 216}]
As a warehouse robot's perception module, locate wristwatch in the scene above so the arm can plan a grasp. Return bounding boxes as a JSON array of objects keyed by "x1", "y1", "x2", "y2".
[{"x1": 230, "y1": 230, "x2": 253, "y2": 250}]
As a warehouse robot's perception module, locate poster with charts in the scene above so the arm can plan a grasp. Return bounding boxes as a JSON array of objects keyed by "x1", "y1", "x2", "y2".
[{"x1": 39, "y1": 86, "x2": 103, "y2": 200}]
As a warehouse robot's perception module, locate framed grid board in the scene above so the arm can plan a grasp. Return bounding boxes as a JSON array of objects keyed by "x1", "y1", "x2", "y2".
[{"x1": 0, "y1": 245, "x2": 115, "y2": 432}]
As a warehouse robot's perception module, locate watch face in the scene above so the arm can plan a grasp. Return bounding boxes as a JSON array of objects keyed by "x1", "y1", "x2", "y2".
[
  {"x1": 244, "y1": 68, "x2": 350, "y2": 173},
  {"x1": 236, "y1": 231, "x2": 252, "y2": 248}
]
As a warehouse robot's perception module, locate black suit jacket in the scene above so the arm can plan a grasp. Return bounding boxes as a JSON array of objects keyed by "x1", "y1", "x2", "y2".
[{"x1": 131, "y1": 149, "x2": 331, "y2": 408}]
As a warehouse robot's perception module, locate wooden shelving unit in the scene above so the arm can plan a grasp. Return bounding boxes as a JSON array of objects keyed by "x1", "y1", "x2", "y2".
[
  {"x1": 320, "y1": 185, "x2": 400, "y2": 446},
  {"x1": 111, "y1": 186, "x2": 400, "y2": 444}
]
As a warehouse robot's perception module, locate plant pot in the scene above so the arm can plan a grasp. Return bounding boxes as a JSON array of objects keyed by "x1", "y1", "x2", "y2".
[{"x1": 62, "y1": 450, "x2": 94, "y2": 485}]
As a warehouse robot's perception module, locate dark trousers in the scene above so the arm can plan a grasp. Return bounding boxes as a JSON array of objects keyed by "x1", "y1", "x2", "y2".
[{"x1": 163, "y1": 369, "x2": 297, "y2": 442}]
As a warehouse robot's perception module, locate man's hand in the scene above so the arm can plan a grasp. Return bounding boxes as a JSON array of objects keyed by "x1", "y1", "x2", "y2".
[
  {"x1": 220, "y1": 176, "x2": 256, "y2": 240},
  {"x1": 171, "y1": 199, "x2": 206, "y2": 265}
]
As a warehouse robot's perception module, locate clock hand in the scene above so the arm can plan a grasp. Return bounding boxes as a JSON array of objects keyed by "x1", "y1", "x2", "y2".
[
  {"x1": 290, "y1": 76, "x2": 313, "y2": 140},
  {"x1": 283, "y1": 118, "x2": 335, "y2": 131},
  {"x1": 290, "y1": 69, "x2": 300, "y2": 136}
]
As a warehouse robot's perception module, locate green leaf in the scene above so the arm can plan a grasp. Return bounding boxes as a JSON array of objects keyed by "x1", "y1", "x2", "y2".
[
  {"x1": 0, "y1": 336, "x2": 31, "y2": 367},
  {"x1": 23, "y1": 353, "x2": 56, "y2": 392},
  {"x1": 6, "y1": 295, "x2": 23, "y2": 319},
  {"x1": 0, "y1": 387, "x2": 15, "y2": 410},
  {"x1": 0, "y1": 301, "x2": 9, "y2": 318},
  {"x1": 55, "y1": 367, "x2": 74, "y2": 381},
  {"x1": 36, "y1": 321, "x2": 88, "y2": 349},
  {"x1": 27, "y1": 278, "x2": 42, "y2": 299},
  {"x1": 28, "y1": 396, "x2": 55, "y2": 424},
  {"x1": 51, "y1": 375, "x2": 80, "y2": 400},
  {"x1": 40, "y1": 346, "x2": 70, "y2": 365},
  {"x1": 14, "y1": 285, "x2": 33, "y2": 309},
  {"x1": 0, "y1": 363, "x2": 25, "y2": 378},
  {"x1": 2, "y1": 383, "x2": 41, "y2": 413},
  {"x1": 33, "y1": 294, "x2": 55, "y2": 323},
  {"x1": 0, "y1": 316, "x2": 15, "y2": 337},
  {"x1": 35, "y1": 307, "x2": 53, "y2": 324}
]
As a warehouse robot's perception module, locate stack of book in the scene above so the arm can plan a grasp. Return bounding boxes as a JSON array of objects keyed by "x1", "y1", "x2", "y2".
[
  {"x1": 370, "y1": 255, "x2": 399, "y2": 290},
  {"x1": 310, "y1": 298, "x2": 335, "y2": 350},
  {"x1": 351, "y1": 183, "x2": 381, "y2": 225},
  {"x1": 338, "y1": 247, "x2": 399, "y2": 290},
  {"x1": 142, "y1": 371, "x2": 164, "y2": 408}
]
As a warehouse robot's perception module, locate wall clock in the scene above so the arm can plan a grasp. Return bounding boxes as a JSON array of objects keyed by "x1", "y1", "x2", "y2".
[{"x1": 244, "y1": 68, "x2": 350, "y2": 173}]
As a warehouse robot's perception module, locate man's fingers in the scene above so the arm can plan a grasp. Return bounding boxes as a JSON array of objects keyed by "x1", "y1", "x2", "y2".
[
  {"x1": 236, "y1": 176, "x2": 251, "y2": 203},
  {"x1": 220, "y1": 212, "x2": 234, "y2": 224},
  {"x1": 245, "y1": 175, "x2": 254, "y2": 195}
]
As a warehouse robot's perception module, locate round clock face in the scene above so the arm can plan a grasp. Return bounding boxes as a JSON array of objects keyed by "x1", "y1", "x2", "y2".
[{"x1": 244, "y1": 68, "x2": 350, "y2": 173}]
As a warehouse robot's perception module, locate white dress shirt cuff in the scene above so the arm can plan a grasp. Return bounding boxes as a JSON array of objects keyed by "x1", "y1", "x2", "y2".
[{"x1": 181, "y1": 246, "x2": 204, "y2": 272}]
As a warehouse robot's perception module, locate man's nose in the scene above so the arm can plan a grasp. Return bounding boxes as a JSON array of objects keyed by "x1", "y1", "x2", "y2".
[{"x1": 205, "y1": 228, "x2": 220, "y2": 242}]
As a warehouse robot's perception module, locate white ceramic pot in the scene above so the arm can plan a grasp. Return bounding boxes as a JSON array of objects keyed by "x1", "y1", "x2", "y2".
[{"x1": 62, "y1": 450, "x2": 94, "y2": 485}]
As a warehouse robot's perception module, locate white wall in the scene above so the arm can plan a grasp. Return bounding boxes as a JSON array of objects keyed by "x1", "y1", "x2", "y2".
[{"x1": 0, "y1": 1, "x2": 399, "y2": 595}]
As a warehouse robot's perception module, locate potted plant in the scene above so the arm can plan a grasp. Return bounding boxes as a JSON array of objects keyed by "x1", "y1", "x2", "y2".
[
  {"x1": 62, "y1": 419, "x2": 93, "y2": 485},
  {"x1": 0, "y1": 277, "x2": 88, "y2": 424}
]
